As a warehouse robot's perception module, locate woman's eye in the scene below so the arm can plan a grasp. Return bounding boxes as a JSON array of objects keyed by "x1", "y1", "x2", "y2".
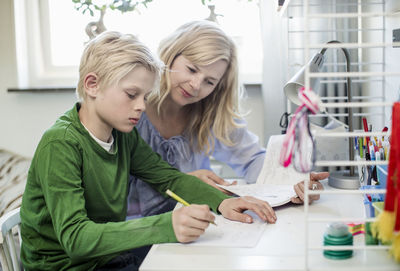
[
  {"x1": 207, "y1": 80, "x2": 215, "y2": 86},
  {"x1": 187, "y1": 66, "x2": 196, "y2": 73}
]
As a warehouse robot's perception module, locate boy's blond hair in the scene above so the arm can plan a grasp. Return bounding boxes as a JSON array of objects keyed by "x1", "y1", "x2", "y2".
[
  {"x1": 76, "y1": 31, "x2": 163, "y2": 101},
  {"x1": 148, "y1": 20, "x2": 243, "y2": 154}
]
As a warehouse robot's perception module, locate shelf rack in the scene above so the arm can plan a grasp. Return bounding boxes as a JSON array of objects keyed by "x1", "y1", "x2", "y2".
[{"x1": 284, "y1": 0, "x2": 399, "y2": 269}]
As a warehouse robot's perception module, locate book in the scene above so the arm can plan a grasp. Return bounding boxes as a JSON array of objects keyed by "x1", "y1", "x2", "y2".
[
  {"x1": 217, "y1": 183, "x2": 296, "y2": 207},
  {"x1": 217, "y1": 135, "x2": 311, "y2": 207}
]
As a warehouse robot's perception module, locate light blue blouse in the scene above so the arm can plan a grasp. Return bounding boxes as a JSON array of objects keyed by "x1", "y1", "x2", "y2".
[{"x1": 127, "y1": 112, "x2": 266, "y2": 217}]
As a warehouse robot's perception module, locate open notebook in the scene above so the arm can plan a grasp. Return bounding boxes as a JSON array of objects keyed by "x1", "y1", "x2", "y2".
[
  {"x1": 218, "y1": 135, "x2": 308, "y2": 207},
  {"x1": 217, "y1": 183, "x2": 296, "y2": 207}
]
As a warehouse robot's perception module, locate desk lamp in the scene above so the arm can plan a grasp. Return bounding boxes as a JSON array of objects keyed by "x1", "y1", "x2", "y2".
[{"x1": 284, "y1": 40, "x2": 359, "y2": 189}]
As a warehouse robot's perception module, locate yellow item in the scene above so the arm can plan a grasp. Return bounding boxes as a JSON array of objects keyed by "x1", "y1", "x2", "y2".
[
  {"x1": 372, "y1": 210, "x2": 395, "y2": 243},
  {"x1": 391, "y1": 233, "x2": 400, "y2": 262}
]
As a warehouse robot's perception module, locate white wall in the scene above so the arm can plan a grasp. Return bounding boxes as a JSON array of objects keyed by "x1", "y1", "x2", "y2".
[
  {"x1": 242, "y1": 85, "x2": 264, "y2": 145},
  {"x1": 0, "y1": 0, "x2": 264, "y2": 158}
]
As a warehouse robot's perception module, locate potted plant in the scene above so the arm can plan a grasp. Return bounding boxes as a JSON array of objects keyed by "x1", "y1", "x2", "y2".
[{"x1": 71, "y1": 0, "x2": 154, "y2": 39}]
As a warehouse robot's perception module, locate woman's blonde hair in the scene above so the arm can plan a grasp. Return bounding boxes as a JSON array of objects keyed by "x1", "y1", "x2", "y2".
[
  {"x1": 149, "y1": 20, "x2": 243, "y2": 154},
  {"x1": 76, "y1": 31, "x2": 163, "y2": 101}
]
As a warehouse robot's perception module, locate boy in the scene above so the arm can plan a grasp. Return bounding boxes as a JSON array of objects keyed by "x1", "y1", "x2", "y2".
[{"x1": 20, "y1": 31, "x2": 276, "y2": 271}]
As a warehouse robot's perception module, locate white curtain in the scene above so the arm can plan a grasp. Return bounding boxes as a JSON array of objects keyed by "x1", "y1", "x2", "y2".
[{"x1": 259, "y1": 0, "x2": 288, "y2": 145}]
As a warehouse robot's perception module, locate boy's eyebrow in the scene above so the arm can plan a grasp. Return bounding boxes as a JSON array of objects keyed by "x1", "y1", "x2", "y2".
[{"x1": 125, "y1": 86, "x2": 143, "y2": 92}]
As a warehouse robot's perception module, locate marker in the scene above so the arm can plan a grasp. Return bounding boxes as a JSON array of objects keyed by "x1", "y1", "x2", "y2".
[
  {"x1": 379, "y1": 148, "x2": 385, "y2": 161},
  {"x1": 166, "y1": 189, "x2": 217, "y2": 226},
  {"x1": 382, "y1": 126, "x2": 388, "y2": 141},
  {"x1": 362, "y1": 118, "x2": 370, "y2": 155},
  {"x1": 375, "y1": 151, "x2": 381, "y2": 161}
]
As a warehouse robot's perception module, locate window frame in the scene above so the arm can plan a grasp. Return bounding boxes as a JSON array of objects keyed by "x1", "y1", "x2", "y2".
[
  {"x1": 13, "y1": 0, "x2": 262, "y2": 88},
  {"x1": 14, "y1": 0, "x2": 78, "y2": 88}
]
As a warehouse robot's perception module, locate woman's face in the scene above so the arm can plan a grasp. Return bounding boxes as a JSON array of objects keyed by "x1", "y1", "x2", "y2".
[{"x1": 168, "y1": 55, "x2": 228, "y2": 107}]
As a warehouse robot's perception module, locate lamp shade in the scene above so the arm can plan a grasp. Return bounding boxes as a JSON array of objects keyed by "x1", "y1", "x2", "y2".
[{"x1": 284, "y1": 53, "x2": 325, "y2": 105}]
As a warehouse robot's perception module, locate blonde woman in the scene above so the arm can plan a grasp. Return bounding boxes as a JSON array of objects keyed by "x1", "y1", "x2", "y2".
[{"x1": 128, "y1": 21, "x2": 327, "y2": 218}]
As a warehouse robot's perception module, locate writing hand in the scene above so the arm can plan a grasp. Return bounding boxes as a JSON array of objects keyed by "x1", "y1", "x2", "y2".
[{"x1": 171, "y1": 204, "x2": 215, "y2": 243}]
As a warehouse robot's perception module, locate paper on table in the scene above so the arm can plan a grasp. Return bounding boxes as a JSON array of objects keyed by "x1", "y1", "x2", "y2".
[
  {"x1": 217, "y1": 183, "x2": 296, "y2": 207},
  {"x1": 256, "y1": 135, "x2": 308, "y2": 185},
  {"x1": 182, "y1": 211, "x2": 266, "y2": 247}
]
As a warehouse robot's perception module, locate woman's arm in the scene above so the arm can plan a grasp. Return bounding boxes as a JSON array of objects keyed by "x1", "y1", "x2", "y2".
[{"x1": 212, "y1": 120, "x2": 266, "y2": 184}]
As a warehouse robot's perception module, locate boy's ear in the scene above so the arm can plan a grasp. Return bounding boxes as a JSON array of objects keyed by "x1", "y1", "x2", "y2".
[{"x1": 84, "y1": 72, "x2": 99, "y2": 98}]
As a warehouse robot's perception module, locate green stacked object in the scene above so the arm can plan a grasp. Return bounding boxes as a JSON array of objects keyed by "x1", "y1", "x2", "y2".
[
  {"x1": 323, "y1": 222, "x2": 353, "y2": 260},
  {"x1": 364, "y1": 222, "x2": 379, "y2": 245}
]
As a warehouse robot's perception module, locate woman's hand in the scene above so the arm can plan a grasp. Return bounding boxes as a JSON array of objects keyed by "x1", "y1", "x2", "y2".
[
  {"x1": 291, "y1": 172, "x2": 329, "y2": 204},
  {"x1": 218, "y1": 196, "x2": 277, "y2": 224},
  {"x1": 172, "y1": 204, "x2": 216, "y2": 243},
  {"x1": 188, "y1": 169, "x2": 236, "y2": 194}
]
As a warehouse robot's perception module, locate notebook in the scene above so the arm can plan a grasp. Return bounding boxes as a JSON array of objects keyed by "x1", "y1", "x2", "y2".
[
  {"x1": 217, "y1": 183, "x2": 296, "y2": 207},
  {"x1": 218, "y1": 135, "x2": 308, "y2": 207}
]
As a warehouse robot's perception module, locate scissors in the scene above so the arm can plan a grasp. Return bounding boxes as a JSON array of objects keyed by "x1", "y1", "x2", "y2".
[{"x1": 279, "y1": 112, "x2": 290, "y2": 134}]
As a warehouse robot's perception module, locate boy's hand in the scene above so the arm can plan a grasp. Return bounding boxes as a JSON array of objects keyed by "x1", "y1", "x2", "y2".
[
  {"x1": 172, "y1": 204, "x2": 216, "y2": 243},
  {"x1": 291, "y1": 172, "x2": 329, "y2": 204},
  {"x1": 187, "y1": 169, "x2": 235, "y2": 194},
  {"x1": 217, "y1": 196, "x2": 277, "y2": 224}
]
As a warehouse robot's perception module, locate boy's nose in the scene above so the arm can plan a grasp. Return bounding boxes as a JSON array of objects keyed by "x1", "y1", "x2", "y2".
[{"x1": 135, "y1": 98, "x2": 146, "y2": 111}]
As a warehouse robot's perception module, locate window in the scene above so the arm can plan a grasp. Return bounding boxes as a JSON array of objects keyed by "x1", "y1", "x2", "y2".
[{"x1": 14, "y1": 0, "x2": 262, "y2": 88}]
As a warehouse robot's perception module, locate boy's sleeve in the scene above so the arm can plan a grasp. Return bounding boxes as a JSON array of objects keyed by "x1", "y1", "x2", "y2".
[
  {"x1": 130, "y1": 129, "x2": 231, "y2": 213},
  {"x1": 34, "y1": 140, "x2": 177, "y2": 260}
]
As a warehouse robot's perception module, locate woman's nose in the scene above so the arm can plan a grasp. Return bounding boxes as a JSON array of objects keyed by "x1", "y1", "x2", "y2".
[{"x1": 189, "y1": 75, "x2": 201, "y2": 91}]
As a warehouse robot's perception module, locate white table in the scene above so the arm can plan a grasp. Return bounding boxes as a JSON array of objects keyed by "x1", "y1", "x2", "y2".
[{"x1": 140, "y1": 181, "x2": 399, "y2": 271}]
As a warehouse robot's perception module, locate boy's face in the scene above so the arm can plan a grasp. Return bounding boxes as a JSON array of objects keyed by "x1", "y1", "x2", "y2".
[{"x1": 93, "y1": 66, "x2": 155, "y2": 134}]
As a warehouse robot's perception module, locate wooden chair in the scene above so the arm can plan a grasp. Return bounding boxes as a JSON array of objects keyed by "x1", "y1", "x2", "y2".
[{"x1": 0, "y1": 208, "x2": 22, "y2": 271}]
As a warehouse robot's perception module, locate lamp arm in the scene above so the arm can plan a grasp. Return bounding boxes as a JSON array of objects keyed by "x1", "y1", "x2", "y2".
[{"x1": 320, "y1": 40, "x2": 355, "y2": 176}]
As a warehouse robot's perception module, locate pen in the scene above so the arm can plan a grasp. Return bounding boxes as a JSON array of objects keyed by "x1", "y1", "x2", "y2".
[
  {"x1": 382, "y1": 126, "x2": 388, "y2": 141},
  {"x1": 362, "y1": 117, "x2": 370, "y2": 153},
  {"x1": 166, "y1": 189, "x2": 217, "y2": 226}
]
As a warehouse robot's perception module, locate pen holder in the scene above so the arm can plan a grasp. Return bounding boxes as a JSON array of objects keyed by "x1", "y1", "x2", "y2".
[
  {"x1": 323, "y1": 222, "x2": 353, "y2": 260},
  {"x1": 360, "y1": 185, "x2": 384, "y2": 218},
  {"x1": 360, "y1": 185, "x2": 384, "y2": 246}
]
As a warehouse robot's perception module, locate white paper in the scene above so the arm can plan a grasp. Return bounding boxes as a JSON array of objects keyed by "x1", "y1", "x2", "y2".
[
  {"x1": 169, "y1": 136, "x2": 308, "y2": 248},
  {"x1": 217, "y1": 183, "x2": 297, "y2": 207},
  {"x1": 183, "y1": 211, "x2": 266, "y2": 247},
  {"x1": 256, "y1": 135, "x2": 308, "y2": 185}
]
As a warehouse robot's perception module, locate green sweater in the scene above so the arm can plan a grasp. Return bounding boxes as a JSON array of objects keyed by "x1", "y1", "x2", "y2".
[{"x1": 20, "y1": 103, "x2": 230, "y2": 271}]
